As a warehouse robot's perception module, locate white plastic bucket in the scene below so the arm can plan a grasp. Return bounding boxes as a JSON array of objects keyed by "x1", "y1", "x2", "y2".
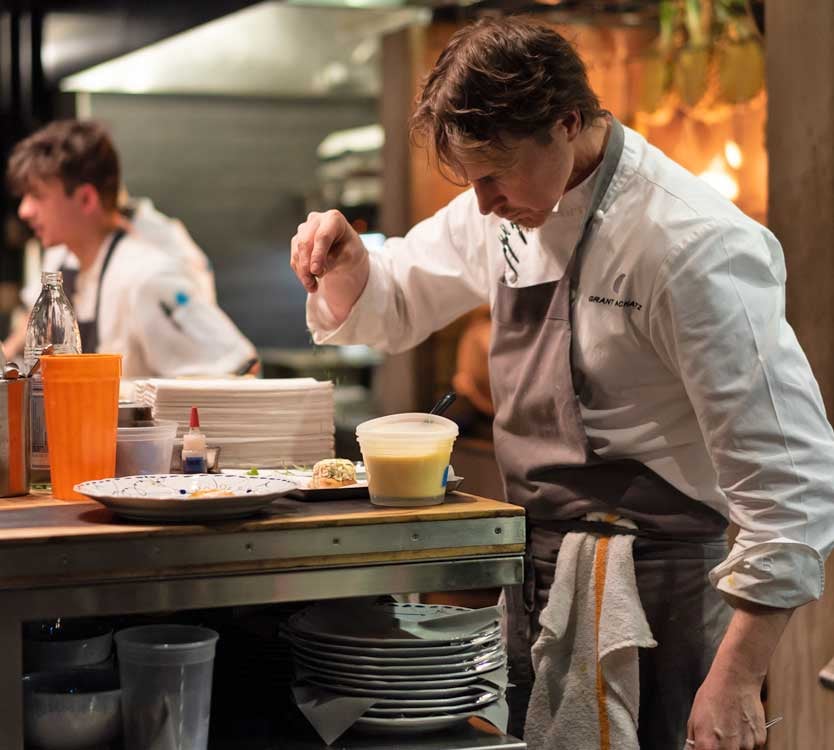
[
  {"x1": 115, "y1": 420, "x2": 178, "y2": 477},
  {"x1": 356, "y1": 413, "x2": 458, "y2": 507}
]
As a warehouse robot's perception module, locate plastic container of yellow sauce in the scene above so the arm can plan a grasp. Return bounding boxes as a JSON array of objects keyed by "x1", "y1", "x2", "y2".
[{"x1": 355, "y1": 413, "x2": 459, "y2": 507}]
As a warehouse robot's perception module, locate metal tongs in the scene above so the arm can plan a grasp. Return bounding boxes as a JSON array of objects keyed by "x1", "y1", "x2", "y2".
[{"x1": 2, "y1": 344, "x2": 54, "y2": 380}]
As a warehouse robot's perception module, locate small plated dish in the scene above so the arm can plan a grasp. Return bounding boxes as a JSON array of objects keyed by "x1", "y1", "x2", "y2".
[
  {"x1": 74, "y1": 474, "x2": 297, "y2": 522},
  {"x1": 221, "y1": 467, "x2": 464, "y2": 501}
]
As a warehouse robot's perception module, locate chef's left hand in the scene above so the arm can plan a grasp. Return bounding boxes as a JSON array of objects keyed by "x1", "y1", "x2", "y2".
[{"x1": 685, "y1": 669, "x2": 766, "y2": 750}]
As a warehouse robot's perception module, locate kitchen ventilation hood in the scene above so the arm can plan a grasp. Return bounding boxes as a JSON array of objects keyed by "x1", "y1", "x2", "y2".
[{"x1": 59, "y1": 2, "x2": 431, "y2": 98}]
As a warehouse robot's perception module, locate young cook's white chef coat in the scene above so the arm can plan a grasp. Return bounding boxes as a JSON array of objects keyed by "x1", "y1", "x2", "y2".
[
  {"x1": 22, "y1": 197, "x2": 216, "y2": 309},
  {"x1": 124, "y1": 197, "x2": 217, "y2": 304},
  {"x1": 308, "y1": 124, "x2": 834, "y2": 609},
  {"x1": 39, "y1": 230, "x2": 254, "y2": 378}
]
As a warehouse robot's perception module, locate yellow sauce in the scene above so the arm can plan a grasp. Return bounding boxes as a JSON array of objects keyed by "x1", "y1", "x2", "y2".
[{"x1": 363, "y1": 449, "x2": 451, "y2": 501}]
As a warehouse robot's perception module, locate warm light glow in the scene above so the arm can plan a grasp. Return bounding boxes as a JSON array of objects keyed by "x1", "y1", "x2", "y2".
[
  {"x1": 699, "y1": 156, "x2": 740, "y2": 202},
  {"x1": 724, "y1": 141, "x2": 743, "y2": 170}
]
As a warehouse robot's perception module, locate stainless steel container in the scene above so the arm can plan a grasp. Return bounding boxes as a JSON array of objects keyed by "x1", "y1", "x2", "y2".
[{"x1": 0, "y1": 378, "x2": 31, "y2": 496}]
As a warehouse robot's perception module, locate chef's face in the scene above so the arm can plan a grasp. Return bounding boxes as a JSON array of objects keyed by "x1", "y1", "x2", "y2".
[
  {"x1": 454, "y1": 119, "x2": 576, "y2": 229},
  {"x1": 17, "y1": 177, "x2": 87, "y2": 248}
]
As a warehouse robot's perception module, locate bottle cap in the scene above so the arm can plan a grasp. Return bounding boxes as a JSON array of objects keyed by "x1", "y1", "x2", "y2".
[{"x1": 190, "y1": 406, "x2": 200, "y2": 430}]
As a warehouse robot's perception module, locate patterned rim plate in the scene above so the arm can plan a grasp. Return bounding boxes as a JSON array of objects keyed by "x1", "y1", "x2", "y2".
[
  {"x1": 287, "y1": 602, "x2": 500, "y2": 646},
  {"x1": 291, "y1": 641, "x2": 505, "y2": 672},
  {"x1": 74, "y1": 474, "x2": 297, "y2": 522}
]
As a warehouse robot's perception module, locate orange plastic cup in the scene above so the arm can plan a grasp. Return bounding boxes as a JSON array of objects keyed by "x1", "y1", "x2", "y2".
[{"x1": 40, "y1": 354, "x2": 122, "y2": 501}]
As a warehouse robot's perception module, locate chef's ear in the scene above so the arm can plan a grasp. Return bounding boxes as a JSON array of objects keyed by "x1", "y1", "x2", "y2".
[
  {"x1": 74, "y1": 183, "x2": 102, "y2": 215},
  {"x1": 559, "y1": 111, "x2": 583, "y2": 142}
]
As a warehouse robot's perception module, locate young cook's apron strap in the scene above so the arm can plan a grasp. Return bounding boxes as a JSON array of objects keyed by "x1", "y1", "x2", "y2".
[{"x1": 71, "y1": 229, "x2": 126, "y2": 354}]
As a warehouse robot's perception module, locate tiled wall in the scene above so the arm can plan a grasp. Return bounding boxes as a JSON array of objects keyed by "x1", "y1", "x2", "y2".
[{"x1": 88, "y1": 93, "x2": 378, "y2": 348}]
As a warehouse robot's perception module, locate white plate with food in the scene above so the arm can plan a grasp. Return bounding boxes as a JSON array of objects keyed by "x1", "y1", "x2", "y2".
[
  {"x1": 74, "y1": 474, "x2": 297, "y2": 522},
  {"x1": 223, "y1": 460, "x2": 464, "y2": 501}
]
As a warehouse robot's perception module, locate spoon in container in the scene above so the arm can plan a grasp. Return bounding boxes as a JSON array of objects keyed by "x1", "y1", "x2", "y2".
[{"x1": 429, "y1": 391, "x2": 457, "y2": 416}]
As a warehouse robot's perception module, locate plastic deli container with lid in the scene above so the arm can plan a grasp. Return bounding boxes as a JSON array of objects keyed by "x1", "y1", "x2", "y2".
[
  {"x1": 116, "y1": 420, "x2": 178, "y2": 477},
  {"x1": 355, "y1": 413, "x2": 458, "y2": 507},
  {"x1": 115, "y1": 625, "x2": 218, "y2": 750}
]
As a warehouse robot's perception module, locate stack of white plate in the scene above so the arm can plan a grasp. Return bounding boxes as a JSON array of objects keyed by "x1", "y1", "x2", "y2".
[
  {"x1": 134, "y1": 378, "x2": 335, "y2": 468},
  {"x1": 286, "y1": 602, "x2": 506, "y2": 735}
]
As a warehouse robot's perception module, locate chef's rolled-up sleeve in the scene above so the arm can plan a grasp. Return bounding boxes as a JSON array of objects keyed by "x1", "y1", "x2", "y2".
[
  {"x1": 131, "y1": 270, "x2": 256, "y2": 377},
  {"x1": 650, "y1": 218, "x2": 834, "y2": 608},
  {"x1": 307, "y1": 191, "x2": 490, "y2": 353}
]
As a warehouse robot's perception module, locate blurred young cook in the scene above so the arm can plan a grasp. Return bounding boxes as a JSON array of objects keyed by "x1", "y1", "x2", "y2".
[
  {"x1": 291, "y1": 17, "x2": 834, "y2": 750},
  {"x1": 6, "y1": 119, "x2": 255, "y2": 377}
]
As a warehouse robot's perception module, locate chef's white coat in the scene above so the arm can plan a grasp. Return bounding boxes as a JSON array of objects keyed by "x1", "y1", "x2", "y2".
[
  {"x1": 48, "y1": 230, "x2": 253, "y2": 378},
  {"x1": 308, "y1": 124, "x2": 834, "y2": 609},
  {"x1": 22, "y1": 197, "x2": 216, "y2": 309}
]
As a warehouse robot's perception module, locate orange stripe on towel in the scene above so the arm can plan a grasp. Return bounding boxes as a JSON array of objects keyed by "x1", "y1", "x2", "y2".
[{"x1": 594, "y1": 537, "x2": 611, "y2": 750}]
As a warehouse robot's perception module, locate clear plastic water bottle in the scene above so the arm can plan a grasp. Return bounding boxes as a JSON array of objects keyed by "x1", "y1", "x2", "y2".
[
  {"x1": 24, "y1": 271, "x2": 82, "y2": 484},
  {"x1": 23, "y1": 271, "x2": 82, "y2": 370}
]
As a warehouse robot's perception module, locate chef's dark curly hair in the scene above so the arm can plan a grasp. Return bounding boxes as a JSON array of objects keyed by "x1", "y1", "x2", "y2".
[
  {"x1": 7, "y1": 119, "x2": 120, "y2": 210},
  {"x1": 410, "y1": 16, "x2": 605, "y2": 183}
]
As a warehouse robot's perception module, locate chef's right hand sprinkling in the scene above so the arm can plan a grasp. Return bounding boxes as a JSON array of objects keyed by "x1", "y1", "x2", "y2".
[{"x1": 290, "y1": 209, "x2": 365, "y2": 293}]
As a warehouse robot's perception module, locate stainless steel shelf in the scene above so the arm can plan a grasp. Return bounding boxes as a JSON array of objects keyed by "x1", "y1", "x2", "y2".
[
  {"x1": 211, "y1": 723, "x2": 526, "y2": 750},
  {"x1": 0, "y1": 494, "x2": 524, "y2": 748}
]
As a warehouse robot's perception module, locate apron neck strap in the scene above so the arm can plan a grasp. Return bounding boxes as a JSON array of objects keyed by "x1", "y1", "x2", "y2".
[
  {"x1": 77, "y1": 228, "x2": 126, "y2": 354},
  {"x1": 565, "y1": 117, "x2": 625, "y2": 284},
  {"x1": 94, "y1": 228, "x2": 126, "y2": 323}
]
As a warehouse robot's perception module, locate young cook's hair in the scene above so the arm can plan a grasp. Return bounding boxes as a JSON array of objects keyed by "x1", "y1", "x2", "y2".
[
  {"x1": 410, "y1": 16, "x2": 605, "y2": 182},
  {"x1": 6, "y1": 119, "x2": 120, "y2": 210}
]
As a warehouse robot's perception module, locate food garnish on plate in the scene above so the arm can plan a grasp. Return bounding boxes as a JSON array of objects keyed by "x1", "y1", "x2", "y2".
[
  {"x1": 187, "y1": 488, "x2": 236, "y2": 499},
  {"x1": 310, "y1": 458, "x2": 357, "y2": 489}
]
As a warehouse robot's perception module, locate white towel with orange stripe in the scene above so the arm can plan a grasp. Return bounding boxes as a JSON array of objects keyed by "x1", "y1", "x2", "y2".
[{"x1": 524, "y1": 517, "x2": 657, "y2": 750}]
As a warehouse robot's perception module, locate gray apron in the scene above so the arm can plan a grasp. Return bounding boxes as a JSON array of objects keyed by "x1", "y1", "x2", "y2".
[
  {"x1": 61, "y1": 229, "x2": 125, "y2": 353},
  {"x1": 489, "y1": 119, "x2": 732, "y2": 747}
]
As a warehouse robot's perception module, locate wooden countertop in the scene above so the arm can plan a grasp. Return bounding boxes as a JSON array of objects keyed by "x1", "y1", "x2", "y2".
[
  {"x1": 0, "y1": 491, "x2": 525, "y2": 590},
  {"x1": 0, "y1": 491, "x2": 524, "y2": 545}
]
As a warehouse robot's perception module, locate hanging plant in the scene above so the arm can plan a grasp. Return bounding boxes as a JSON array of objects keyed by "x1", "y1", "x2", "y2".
[
  {"x1": 714, "y1": 0, "x2": 765, "y2": 105},
  {"x1": 674, "y1": 0, "x2": 736, "y2": 124},
  {"x1": 673, "y1": 0, "x2": 714, "y2": 108},
  {"x1": 632, "y1": 0, "x2": 680, "y2": 126}
]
